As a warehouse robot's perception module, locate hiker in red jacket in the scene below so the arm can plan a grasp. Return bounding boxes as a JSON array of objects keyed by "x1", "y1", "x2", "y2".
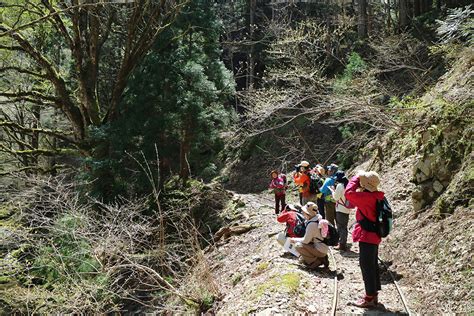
[
  {"x1": 276, "y1": 204, "x2": 305, "y2": 238},
  {"x1": 269, "y1": 170, "x2": 287, "y2": 214},
  {"x1": 276, "y1": 204, "x2": 304, "y2": 257},
  {"x1": 345, "y1": 171, "x2": 384, "y2": 308}
]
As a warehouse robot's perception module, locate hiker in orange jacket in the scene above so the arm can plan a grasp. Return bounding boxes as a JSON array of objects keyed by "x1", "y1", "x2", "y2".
[{"x1": 293, "y1": 161, "x2": 315, "y2": 205}]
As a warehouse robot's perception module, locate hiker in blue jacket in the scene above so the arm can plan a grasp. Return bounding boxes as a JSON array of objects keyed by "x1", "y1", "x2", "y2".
[{"x1": 319, "y1": 164, "x2": 338, "y2": 226}]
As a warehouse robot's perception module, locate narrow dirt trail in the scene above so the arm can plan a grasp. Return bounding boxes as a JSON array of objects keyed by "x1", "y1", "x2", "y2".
[{"x1": 206, "y1": 191, "x2": 410, "y2": 315}]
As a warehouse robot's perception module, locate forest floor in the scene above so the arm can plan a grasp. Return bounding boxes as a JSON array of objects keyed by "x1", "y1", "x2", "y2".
[{"x1": 201, "y1": 154, "x2": 473, "y2": 314}]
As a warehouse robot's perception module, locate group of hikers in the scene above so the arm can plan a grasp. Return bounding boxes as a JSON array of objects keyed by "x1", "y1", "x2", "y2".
[{"x1": 269, "y1": 161, "x2": 389, "y2": 308}]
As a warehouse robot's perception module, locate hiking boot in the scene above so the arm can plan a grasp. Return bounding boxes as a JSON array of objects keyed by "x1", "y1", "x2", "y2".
[
  {"x1": 308, "y1": 260, "x2": 321, "y2": 269},
  {"x1": 334, "y1": 243, "x2": 347, "y2": 251},
  {"x1": 322, "y1": 255, "x2": 329, "y2": 268},
  {"x1": 353, "y1": 295, "x2": 377, "y2": 308}
]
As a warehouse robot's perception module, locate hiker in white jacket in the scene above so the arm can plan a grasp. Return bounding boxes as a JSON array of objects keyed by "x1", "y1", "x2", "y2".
[{"x1": 330, "y1": 171, "x2": 353, "y2": 251}]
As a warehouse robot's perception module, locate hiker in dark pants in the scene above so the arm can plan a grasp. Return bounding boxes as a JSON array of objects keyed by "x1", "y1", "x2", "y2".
[
  {"x1": 345, "y1": 171, "x2": 384, "y2": 308},
  {"x1": 330, "y1": 171, "x2": 353, "y2": 251},
  {"x1": 293, "y1": 161, "x2": 315, "y2": 205},
  {"x1": 269, "y1": 170, "x2": 287, "y2": 214},
  {"x1": 314, "y1": 164, "x2": 326, "y2": 218},
  {"x1": 320, "y1": 164, "x2": 338, "y2": 225}
]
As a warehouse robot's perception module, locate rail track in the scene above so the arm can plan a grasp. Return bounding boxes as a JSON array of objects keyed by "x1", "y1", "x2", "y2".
[
  {"x1": 328, "y1": 247, "x2": 412, "y2": 315},
  {"x1": 247, "y1": 193, "x2": 411, "y2": 314}
]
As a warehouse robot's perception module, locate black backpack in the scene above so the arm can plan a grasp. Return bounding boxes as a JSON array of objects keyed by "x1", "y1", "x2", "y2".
[
  {"x1": 358, "y1": 197, "x2": 393, "y2": 238},
  {"x1": 309, "y1": 220, "x2": 340, "y2": 246},
  {"x1": 309, "y1": 173, "x2": 324, "y2": 194},
  {"x1": 288, "y1": 213, "x2": 306, "y2": 237}
]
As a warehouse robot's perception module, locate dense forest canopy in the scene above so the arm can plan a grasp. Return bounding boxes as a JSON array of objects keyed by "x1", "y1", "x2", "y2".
[{"x1": 1, "y1": 0, "x2": 471, "y2": 186}]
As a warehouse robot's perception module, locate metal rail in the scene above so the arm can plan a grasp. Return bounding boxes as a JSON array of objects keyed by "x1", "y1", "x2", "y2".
[
  {"x1": 378, "y1": 257, "x2": 412, "y2": 316},
  {"x1": 328, "y1": 248, "x2": 338, "y2": 316}
]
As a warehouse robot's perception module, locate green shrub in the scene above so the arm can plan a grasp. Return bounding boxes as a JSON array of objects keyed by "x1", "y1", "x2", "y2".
[
  {"x1": 333, "y1": 52, "x2": 367, "y2": 92},
  {"x1": 344, "y1": 52, "x2": 368, "y2": 78},
  {"x1": 30, "y1": 214, "x2": 104, "y2": 286}
]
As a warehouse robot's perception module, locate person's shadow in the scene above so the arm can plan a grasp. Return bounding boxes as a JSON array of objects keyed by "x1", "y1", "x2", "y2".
[
  {"x1": 379, "y1": 260, "x2": 404, "y2": 284},
  {"x1": 294, "y1": 263, "x2": 342, "y2": 280},
  {"x1": 360, "y1": 304, "x2": 409, "y2": 315},
  {"x1": 339, "y1": 249, "x2": 359, "y2": 258}
]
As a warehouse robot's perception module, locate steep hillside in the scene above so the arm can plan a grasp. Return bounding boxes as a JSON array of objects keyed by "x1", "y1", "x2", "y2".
[{"x1": 369, "y1": 47, "x2": 473, "y2": 314}]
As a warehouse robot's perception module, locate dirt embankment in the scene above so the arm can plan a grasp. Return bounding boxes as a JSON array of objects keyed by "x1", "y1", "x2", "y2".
[{"x1": 223, "y1": 121, "x2": 343, "y2": 194}]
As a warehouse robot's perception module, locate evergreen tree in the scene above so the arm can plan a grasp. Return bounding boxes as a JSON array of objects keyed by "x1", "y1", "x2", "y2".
[{"x1": 86, "y1": 0, "x2": 235, "y2": 198}]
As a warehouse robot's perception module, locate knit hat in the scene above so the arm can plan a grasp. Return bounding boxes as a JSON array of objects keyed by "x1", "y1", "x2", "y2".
[
  {"x1": 334, "y1": 170, "x2": 347, "y2": 182},
  {"x1": 302, "y1": 202, "x2": 318, "y2": 217},
  {"x1": 299, "y1": 161, "x2": 310, "y2": 168},
  {"x1": 359, "y1": 171, "x2": 380, "y2": 192},
  {"x1": 326, "y1": 163, "x2": 339, "y2": 172}
]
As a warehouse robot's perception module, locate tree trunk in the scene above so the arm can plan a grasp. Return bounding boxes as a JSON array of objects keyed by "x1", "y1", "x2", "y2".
[
  {"x1": 247, "y1": 0, "x2": 256, "y2": 91},
  {"x1": 179, "y1": 128, "x2": 191, "y2": 185},
  {"x1": 423, "y1": 0, "x2": 433, "y2": 13},
  {"x1": 31, "y1": 105, "x2": 40, "y2": 165},
  {"x1": 386, "y1": 0, "x2": 393, "y2": 34},
  {"x1": 367, "y1": 2, "x2": 374, "y2": 36},
  {"x1": 326, "y1": 0, "x2": 332, "y2": 53},
  {"x1": 358, "y1": 0, "x2": 368, "y2": 39},
  {"x1": 414, "y1": 0, "x2": 421, "y2": 16},
  {"x1": 399, "y1": 0, "x2": 409, "y2": 31}
]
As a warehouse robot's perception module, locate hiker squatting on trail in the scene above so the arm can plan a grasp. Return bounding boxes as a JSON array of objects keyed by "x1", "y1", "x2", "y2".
[
  {"x1": 288, "y1": 202, "x2": 330, "y2": 269},
  {"x1": 271, "y1": 161, "x2": 390, "y2": 310}
]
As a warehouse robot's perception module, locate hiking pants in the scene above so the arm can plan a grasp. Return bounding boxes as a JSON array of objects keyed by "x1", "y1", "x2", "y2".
[
  {"x1": 317, "y1": 198, "x2": 325, "y2": 218},
  {"x1": 336, "y1": 212, "x2": 349, "y2": 246},
  {"x1": 275, "y1": 194, "x2": 286, "y2": 214},
  {"x1": 302, "y1": 194, "x2": 317, "y2": 205},
  {"x1": 325, "y1": 201, "x2": 336, "y2": 226},
  {"x1": 359, "y1": 242, "x2": 381, "y2": 296},
  {"x1": 295, "y1": 243, "x2": 326, "y2": 265}
]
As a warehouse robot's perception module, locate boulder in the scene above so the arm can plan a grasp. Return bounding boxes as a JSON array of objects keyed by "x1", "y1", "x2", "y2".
[
  {"x1": 413, "y1": 156, "x2": 433, "y2": 183},
  {"x1": 413, "y1": 199, "x2": 424, "y2": 212},
  {"x1": 433, "y1": 180, "x2": 444, "y2": 193},
  {"x1": 412, "y1": 188, "x2": 423, "y2": 200},
  {"x1": 415, "y1": 171, "x2": 430, "y2": 183}
]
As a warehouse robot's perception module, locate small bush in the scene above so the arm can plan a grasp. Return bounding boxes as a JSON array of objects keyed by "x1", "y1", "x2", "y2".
[{"x1": 333, "y1": 52, "x2": 367, "y2": 92}]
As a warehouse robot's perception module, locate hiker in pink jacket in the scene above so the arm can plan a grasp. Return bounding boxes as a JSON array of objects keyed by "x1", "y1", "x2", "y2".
[
  {"x1": 269, "y1": 170, "x2": 287, "y2": 214},
  {"x1": 345, "y1": 171, "x2": 384, "y2": 308}
]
